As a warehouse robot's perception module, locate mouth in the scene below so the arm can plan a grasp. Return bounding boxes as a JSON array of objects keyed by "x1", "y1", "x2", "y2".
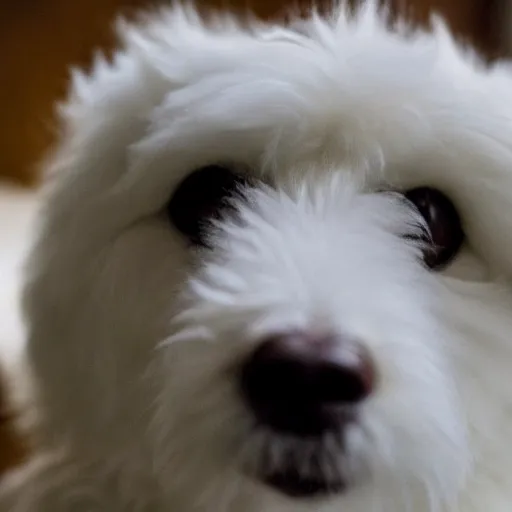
[
  {"x1": 248, "y1": 432, "x2": 348, "y2": 499},
  {"x1": 261, "y1": 467, "x2": 346, "y2": 498}
]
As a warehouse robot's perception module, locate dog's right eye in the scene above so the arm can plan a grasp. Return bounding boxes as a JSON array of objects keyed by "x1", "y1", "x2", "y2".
[{"x1": 167, "y1": 165, "x2": 249, "y2": 246}]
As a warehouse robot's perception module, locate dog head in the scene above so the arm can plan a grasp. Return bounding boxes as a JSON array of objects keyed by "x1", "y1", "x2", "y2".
[{"x1": 22, "y1": 2, "x2": 512, "y2": 511}]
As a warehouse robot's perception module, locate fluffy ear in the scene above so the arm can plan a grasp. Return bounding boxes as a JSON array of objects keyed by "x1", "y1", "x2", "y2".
[
  {"x1": 423, "y1": 58, "x2": 512, "y2": 280},
  {"x1": 450, "y1": 120, "x2": 512, "y2": 281},
  {"x1": 48, "y1": 4, "x2": 259, "y2": 189}
]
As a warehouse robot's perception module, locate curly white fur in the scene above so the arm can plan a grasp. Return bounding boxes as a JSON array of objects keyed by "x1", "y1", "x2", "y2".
[{"x1": 2, "y1": 1, "x2": 512, "y2": 511}]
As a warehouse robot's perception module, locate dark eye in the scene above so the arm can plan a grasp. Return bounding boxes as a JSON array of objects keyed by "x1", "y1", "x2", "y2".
[
  {"x1": 404, "y1": 187, "x2": 464, "y2": 270},
  {"x1": 167, "y1": 165, "x2": 250, "y2": 246}
]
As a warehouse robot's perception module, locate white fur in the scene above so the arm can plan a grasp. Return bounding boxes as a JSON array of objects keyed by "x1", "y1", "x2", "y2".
[{"x1": 2, "y1": 1, "x2": 512, "y2": 510}]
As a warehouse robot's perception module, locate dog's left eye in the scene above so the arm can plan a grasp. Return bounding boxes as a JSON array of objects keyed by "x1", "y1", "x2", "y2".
[
  {"x1": 404, "y1": 187, "x2": 465, "y2": 269},
  {"x1": 167, "y1": 165, "x2": 250, "y2": 246}
]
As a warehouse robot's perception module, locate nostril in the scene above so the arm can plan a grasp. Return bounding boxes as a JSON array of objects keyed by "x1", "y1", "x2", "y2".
[{"x1": 239, "y1": 331, "x2": 375, "y2": 435}]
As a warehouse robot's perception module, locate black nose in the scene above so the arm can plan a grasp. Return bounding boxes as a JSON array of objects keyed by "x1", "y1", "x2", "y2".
[{"x1": 239, "y1": 332, "x2": 375, "y2": 437}]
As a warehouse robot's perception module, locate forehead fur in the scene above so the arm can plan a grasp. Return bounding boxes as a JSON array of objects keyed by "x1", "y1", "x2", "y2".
[{"x1": 49, "y1": 0, "x2": 512, "y2": 274}]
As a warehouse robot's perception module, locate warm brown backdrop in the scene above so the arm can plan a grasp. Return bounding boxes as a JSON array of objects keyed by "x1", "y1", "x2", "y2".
[
  {"x1": 0, "y1": 0, "x2": 504, "y2": 186},
  {"x1": 0, "y1": 377, "x2": 27, "y2": 475}
]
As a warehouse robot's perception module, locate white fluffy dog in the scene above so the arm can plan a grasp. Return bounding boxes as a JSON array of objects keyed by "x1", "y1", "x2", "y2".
[{"x1": 2, "y1": 1, "x2": 512, "y2": 511}]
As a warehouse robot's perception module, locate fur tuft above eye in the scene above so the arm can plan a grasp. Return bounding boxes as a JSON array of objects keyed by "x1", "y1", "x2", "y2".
[
  {"x1": 404, "y1": 187, "x2": 465, "y2": 270},
  {"x1": 167, "y1": 165, "x2": 250, "y2": 246}
]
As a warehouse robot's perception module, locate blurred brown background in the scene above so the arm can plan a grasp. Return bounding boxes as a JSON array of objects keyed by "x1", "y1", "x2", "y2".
[
  {"x1": 0, "y1": 0, "x2": 509, "y2": 476},
  {"x1": 0, "y1": 0, "x2": 508, "y2": 186}
]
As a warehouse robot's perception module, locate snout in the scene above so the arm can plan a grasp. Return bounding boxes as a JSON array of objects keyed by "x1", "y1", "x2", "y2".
[
  {"x1": 237, "y1": 331, "x2": 375, "y2": 497},
  {"x1": 175, "y1": 175, "x2": 464, "y2": 500}
]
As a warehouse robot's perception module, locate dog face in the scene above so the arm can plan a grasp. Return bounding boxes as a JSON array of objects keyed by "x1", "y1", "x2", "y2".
[{"x1": 21, "y1": 2, "x2": 512, "y2": 511}]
